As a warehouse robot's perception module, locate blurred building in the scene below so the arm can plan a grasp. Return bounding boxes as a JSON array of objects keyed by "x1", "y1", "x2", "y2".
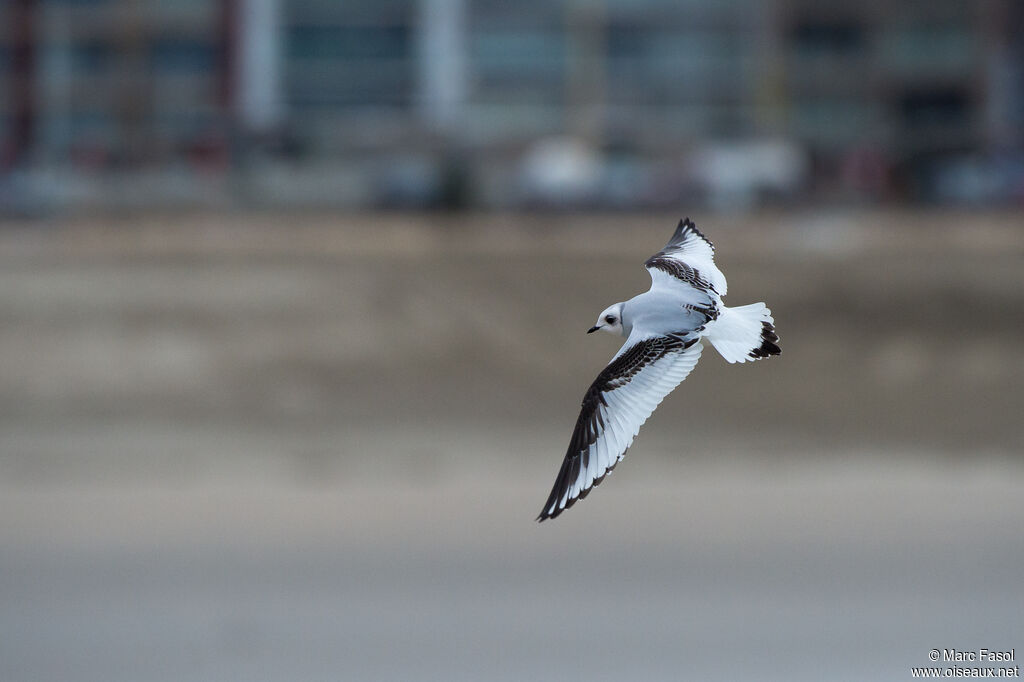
[
  {"x1": 777, "y1": 0, "x2": 1024, "y2": 201},
  {"x1": 1, "y1": 0, "x2": 1022, "y2": 209},
  {"x1": 1, "y1": 0, "x2": 228, "y2": 167}
]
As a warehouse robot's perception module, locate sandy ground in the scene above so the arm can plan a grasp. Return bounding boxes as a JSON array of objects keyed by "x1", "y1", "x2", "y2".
[{"x1": 0, "y1": 210, "x2": 1022, "y2": 680}]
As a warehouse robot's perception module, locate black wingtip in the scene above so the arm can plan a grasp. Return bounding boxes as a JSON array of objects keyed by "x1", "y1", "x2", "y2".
[
  {"x1": 536, "y1": 506, "x2": 559, "y2": 522},
  {"x1": 672, "y1": 217, "x2": 695, "y2": 240},
  {"x1": 666, "y1": 216, "x2": 714, "y2": 252}
]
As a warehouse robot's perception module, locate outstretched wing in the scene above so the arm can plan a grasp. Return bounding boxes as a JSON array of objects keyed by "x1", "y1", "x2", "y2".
[
  {"x1": 645, "y1": 217, "x2": 728, "y2": 296},
  {"x1": 537, "y1": 333, "x2": 704, "y2": 521}
]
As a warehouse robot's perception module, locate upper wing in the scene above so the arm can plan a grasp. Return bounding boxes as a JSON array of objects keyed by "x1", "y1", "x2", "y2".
[
  {"x1": 537, "y1": 333, "x2": 704, "y2": 521},
  {"x1": 645, "y1": 218, "x2": 728, "y2": 296}
]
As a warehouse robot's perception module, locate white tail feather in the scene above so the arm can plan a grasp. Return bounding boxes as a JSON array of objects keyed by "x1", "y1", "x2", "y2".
[{"x1": 705, "y1": 303, "x2": 779, "y2": 363}]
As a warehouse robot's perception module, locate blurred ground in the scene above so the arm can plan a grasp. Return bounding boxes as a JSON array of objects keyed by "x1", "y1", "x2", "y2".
[{"x1": 1, "y1": 210, "x2": 1022, "y2": 681}]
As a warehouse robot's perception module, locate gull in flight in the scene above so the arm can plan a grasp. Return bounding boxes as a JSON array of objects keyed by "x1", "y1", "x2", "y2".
[{"x1": 538, "y1": 218, "x2": 780, "y2": 521}]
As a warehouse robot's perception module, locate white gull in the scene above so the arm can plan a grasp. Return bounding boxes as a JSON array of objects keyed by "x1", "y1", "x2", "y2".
[{"x1": 538, "y1": 218, "x2": 781, "y2": 521}]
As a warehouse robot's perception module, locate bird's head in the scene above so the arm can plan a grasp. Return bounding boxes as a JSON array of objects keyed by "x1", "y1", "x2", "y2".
[{"x1": 588, "y1": 303, "x2": 626, "y2": 337}]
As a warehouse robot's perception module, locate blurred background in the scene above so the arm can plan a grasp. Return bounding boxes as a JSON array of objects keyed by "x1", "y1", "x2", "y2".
[
  {"x1": 2, "y1": 0, "x2": 1024, "y2": 210},
  {"x1": 1, "y1": 1, "x2": 1022, "y2": 681}
]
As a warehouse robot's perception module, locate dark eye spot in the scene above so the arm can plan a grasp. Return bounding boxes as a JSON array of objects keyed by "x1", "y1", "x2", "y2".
[{"x1": 605, "y1": 315, "x2": 616, "y2": 324}]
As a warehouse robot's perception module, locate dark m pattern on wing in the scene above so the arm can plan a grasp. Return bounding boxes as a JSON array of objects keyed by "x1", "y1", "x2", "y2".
[
  {"x1": 645, "y1": 255, "x2": 719, "y2": 294},
  {"x1": 684, "y1": 302, "x2": 719, "y2": 323},
  {"x1": 538, "y1": 333, "x2": 698, "y2": 520}
]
